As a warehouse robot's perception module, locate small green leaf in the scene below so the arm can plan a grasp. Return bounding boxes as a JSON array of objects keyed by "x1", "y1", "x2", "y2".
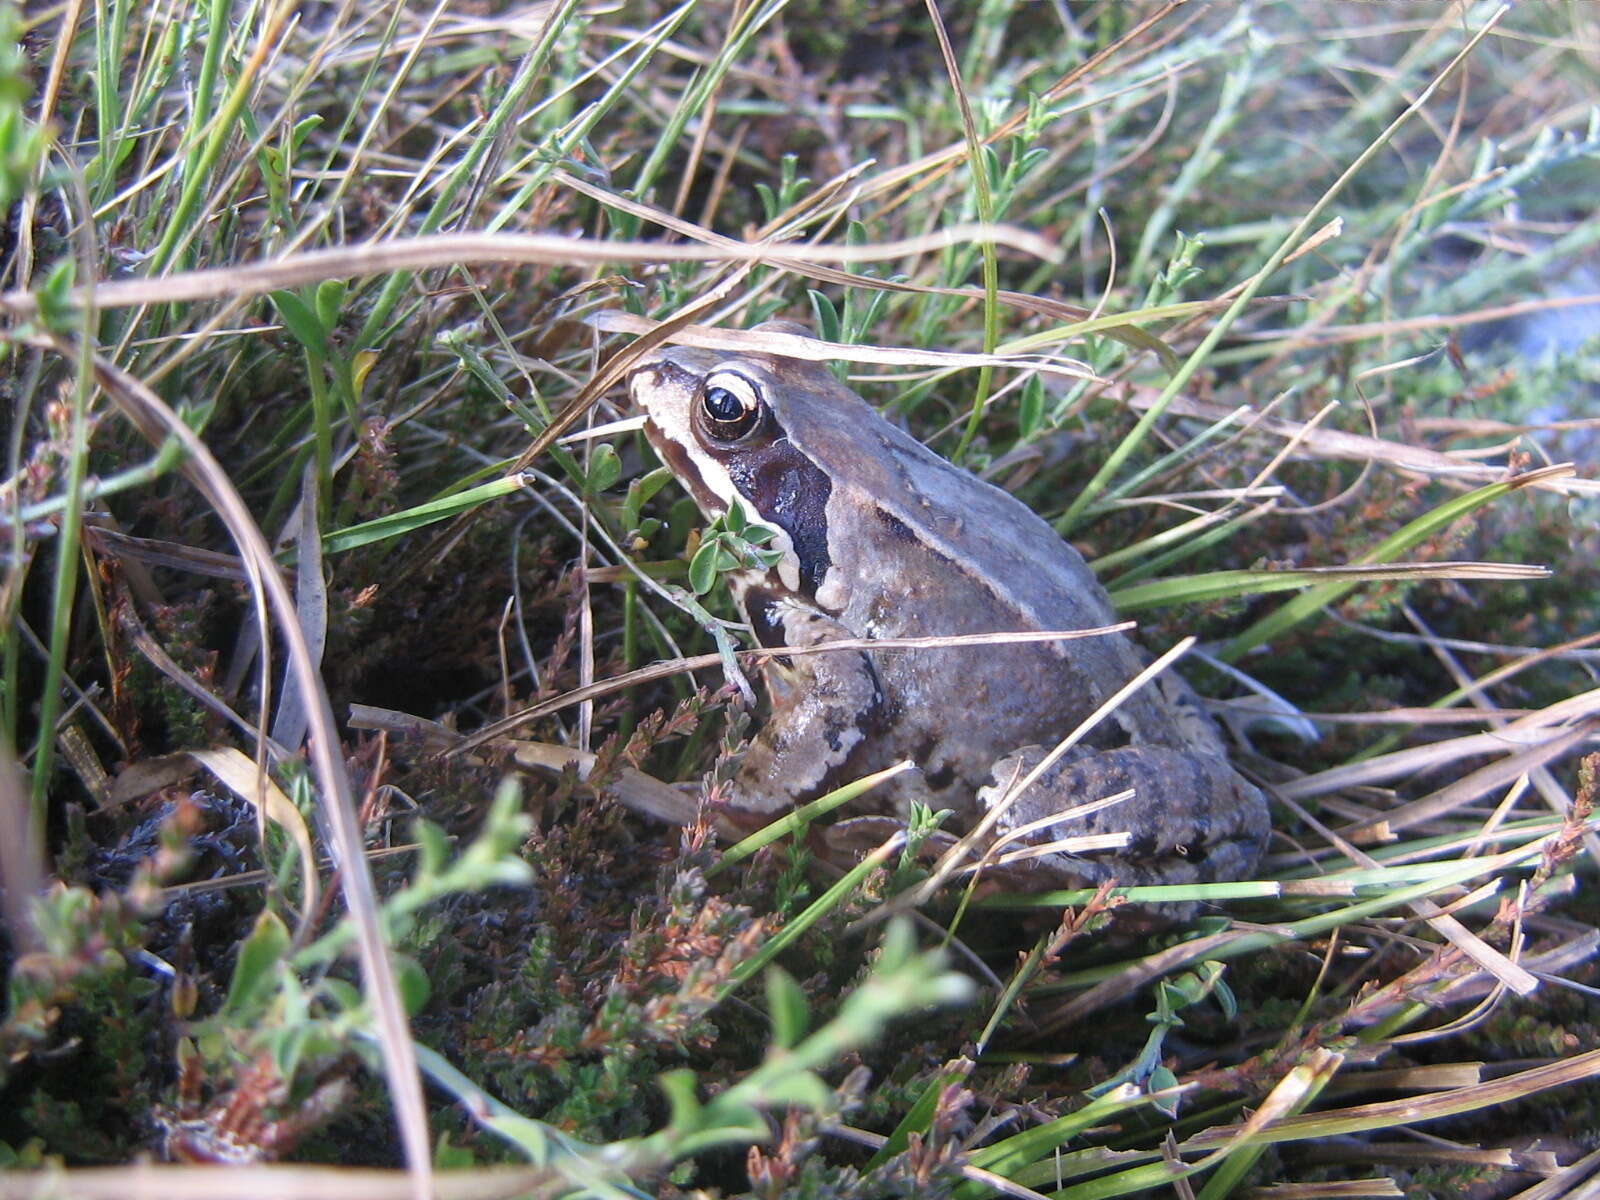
[
  {"x1": 1018, "y1": 374, "x2": 1044, "y2": 438},
  {"x1": 289, "y1": 114, "x2": 324, "y2": 153},
  {"x1": 36, "y1": 259, "x2": 78, "y2": 333},
  {"x1": 350, "y1": 348, "x2": 380, "y2": 398},
  {"x1": 1164, "y1": 972, "x2": 1207, "y2": 1008},
  {"x1": 269, "y1": 1018, "x2": 316, "y2": 1082},
  {"x1": 753, "y1": 1070, "x2": 833, "y2": 1111},
  {"x1": 322, "y1": 978, "x2": 361, "y2": 1010},
  {"x1": 269, "y1": 289, "x2": 327, "y2": 354},
  {"x1": 393, "y1": 952, "x2": 431, "y2": 1015},
  {"x1": 623, "y1": 466, "x2": 674, "y2": 530},
  {"x1": 1212, "y1": 970, "x2": 1238, "y2": 1021},
  {"x1": 222, "y1": 909, "x2": 290, "y2": 1017},
  {"x1": 480, "y1": 1113, "x2": 553, "y2": 1163},
  {"x1": 765, "y1": 967, "x2": 809, "y2": 1050},
  {"x1": 688, "y1": 538, "x2": 722, "y2": 595},
  {"x1": 314, "y1": 279, "x2": 347, "y2": 335},
  {"x1": 806, "y1": 289, "x2": 841, "y2": 345},
  {"x1": 656, "y1": 1068, "x2": 705, "y2": 1130},
  {"x1": 754, "y1": 181, "x2": 778, "y2": 224},
  {"x1": 1149, "y1": 1065, "x2": 1181, "y2": 1117},
  {"x1": 585, "y1": 443, "x2": 622, "y2": 494},
  {"x1": 415, "y1": 818, "x2": 450, "y2": 877}
]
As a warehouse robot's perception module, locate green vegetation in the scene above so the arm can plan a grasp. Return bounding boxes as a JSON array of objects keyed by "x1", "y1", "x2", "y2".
[{"x1": 3, "y1": 2, "x2": 1599, "y2": 1196}]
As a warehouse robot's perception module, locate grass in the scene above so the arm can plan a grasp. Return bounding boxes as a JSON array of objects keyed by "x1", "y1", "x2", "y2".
[{"x1": 3, "y1": 0, "x2": 1600, "y2": 1196}]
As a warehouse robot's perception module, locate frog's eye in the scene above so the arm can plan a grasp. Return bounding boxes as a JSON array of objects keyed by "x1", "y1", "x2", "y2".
[{"x1": 698, "y1": 370, "x2": 764, "y2": 442}]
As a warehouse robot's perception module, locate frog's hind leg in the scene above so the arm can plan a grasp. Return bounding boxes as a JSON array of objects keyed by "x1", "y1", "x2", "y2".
[{"x1": 977, "y1": 745, "x2": 1269, "y2": 889}]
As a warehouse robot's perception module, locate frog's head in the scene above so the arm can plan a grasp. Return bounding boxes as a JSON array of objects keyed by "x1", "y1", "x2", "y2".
[{"x1": 627, "y1": 320, "x2": 838, "y2": 598}]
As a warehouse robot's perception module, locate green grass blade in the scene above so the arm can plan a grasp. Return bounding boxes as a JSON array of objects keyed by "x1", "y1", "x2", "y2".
[
  {"x1": 953, "y1": 1084, "x2": 1156, "y2": 1197},
  {"x1": 720, "y1": 835, "x2": 902, "y2": 998},
  {"x1": 316, "y1": 474, "x2": 528, "y2": 557},
  {"x1": 709, "y1": 761, "x2": 913, "y2": 876},
  {"x1": 1215, "y1": 464, "x2": 1561, "y2": 663}
]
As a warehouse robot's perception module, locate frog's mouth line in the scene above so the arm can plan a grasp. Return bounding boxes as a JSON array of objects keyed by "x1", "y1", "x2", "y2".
[{"x1": 642, "y1": 414, "x2": 724, "y2": 517}]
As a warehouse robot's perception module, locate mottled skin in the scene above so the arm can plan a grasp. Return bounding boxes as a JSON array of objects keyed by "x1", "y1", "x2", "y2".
[{"x1": 628, "y1": 322, "x2": 1268, "y2": 889}]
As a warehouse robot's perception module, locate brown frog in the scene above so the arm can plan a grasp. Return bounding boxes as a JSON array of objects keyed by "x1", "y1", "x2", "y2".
[{"x1": 628, "y1": 322, "x2": 1268, "y2": 891}]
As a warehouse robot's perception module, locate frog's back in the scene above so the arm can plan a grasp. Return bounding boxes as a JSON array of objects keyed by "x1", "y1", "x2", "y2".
[
  {"x1": 764, "y1": 353, "x2": 1126, "y2": 635},
  {"x1": 762, "y1": 353, "x2": 1197, "y2": 758}
]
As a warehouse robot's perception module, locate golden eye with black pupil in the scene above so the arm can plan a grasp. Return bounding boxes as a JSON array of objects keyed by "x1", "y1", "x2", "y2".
[{"x1": 697, "y1": 370, "x2": 763, "y2": 441}]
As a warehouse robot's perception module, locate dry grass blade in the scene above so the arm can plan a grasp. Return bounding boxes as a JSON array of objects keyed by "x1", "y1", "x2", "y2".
[
  {"x1": 513, "y1": 262, "x2": 757, "y2": 468},
  {"x1": 0, "y1": 226, "x2": 1060, "y2": 318},
  {"x1": 1441, "y1": 928, "x2": 1600, "y2": 1004},
  {"x1": 1062, "y1": 4, "x2": 1512, "y2": 529},
  {"x1": 921, "y1": 0, "x2": 1002, "y2": 460},
  {"x1": 1273, "y1": 765, "x2": 1542, "y2": 998},
  {"x1": 1191, "y1": 1046, "x2": 1345, "y2": 1193},
  {"x1": 1180, "y1": 1047, "x2": 1600, "y2": 1151},
  {"x1": 65, "y1": 345, "x2": 435, "y2": 1194},
  {"x1": 1402, "y1": 899, "x2": 1537, "y2": 996},
  {"x1": 112, "y1": 592, "x2": 280, "y2": 752},
  {"x1": 269, "y1": 465, "x2": 328, "y2": 751},
  {"x1": 586, "y1": 311, "x2": 1095, "y2": 378},
  {"x1": 186, "y1": 747, "x2": 319, "y2": 931},
  {"x1": 0, "y1": 1163, "x2": 587, "y2": 1200},
  {"x1": 1240, "y1": 290, "x2": 1600, "y2": 347},
  {"x1": 1241, "y1": 1182, "x2": 1402, "y2": 1197},
  {"x1": 1506, "y1": 1145, "x2": 1600, "y2": 1200},
  {"x1": 1128, "y1": 390, "x2": 1593, "y2": 498},
  {"x1": 555, "y1": 165, "x2": 1180, "y2": 365},
  {"x1": 1279, "y1": 693, "x2": 1600, "y2": 803},
  {"x1": 347, "y1": 704, "x2": 706, "y2": 829},
  {"x1": 1031, "y1": 820, "x2": 1584, "y2": 1031},
  {"x1": 1336, "y1": 721, "x2": 1598, "y2": 840},
  {"x1": 1300, "y1": 1143, "x2": 1529, "y2": 1175},
  {"x1": 1288, "y1": 562, "x2": 1549, "y2": 581},
  {"x1": 85, "y1": 526, "x2": 254, "y2": 582},
  {"x1": 1026, "y1": 931, "x2": 1245, "y2": 1038},
  {"x1": 852, "y1": 1, "x2": 1193, "y2": 208},
  {"x1": 984, "y1": 789, "x2": 1137, "y2": 859},
  {"x1": 1321, "y1": 1063, "x2": 1484, "y2": 1096},
  {"x1": 967, "y1": 637, "x2": 1201, "y2": 840}
]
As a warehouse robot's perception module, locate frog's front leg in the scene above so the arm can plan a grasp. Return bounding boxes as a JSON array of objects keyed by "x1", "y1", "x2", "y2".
[
  {"x1": 724, "y1": 590, "x2": 886, "y2": 814},
  {"x1": 977, "y1": 746, "x2": 1269, "y2": 889}
]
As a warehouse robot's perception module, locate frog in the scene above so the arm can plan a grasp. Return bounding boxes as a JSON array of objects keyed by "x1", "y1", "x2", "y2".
[{"x1": 626, "y1": 321, "x2": 1269, "y2": 893}]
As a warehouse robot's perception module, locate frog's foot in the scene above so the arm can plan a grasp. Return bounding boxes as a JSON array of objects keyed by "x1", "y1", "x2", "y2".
[{"x1": 976, "y1": 745, "x2": 1269, "y2": 891}]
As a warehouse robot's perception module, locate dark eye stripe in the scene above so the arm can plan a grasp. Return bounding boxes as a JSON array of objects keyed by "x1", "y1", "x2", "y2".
[{"x1": 725, "y1": 448, "x2": 833, "y2": 597}]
